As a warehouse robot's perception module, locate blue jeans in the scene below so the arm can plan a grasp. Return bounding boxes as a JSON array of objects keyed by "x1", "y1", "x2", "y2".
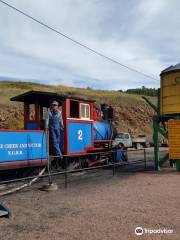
[{"x1": 50, "y1": 128, "x2": 62, "y2": 156}]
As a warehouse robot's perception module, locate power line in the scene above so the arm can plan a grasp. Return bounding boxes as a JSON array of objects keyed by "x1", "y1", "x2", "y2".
[{"x1": 0, "y1": 0, "x2": 158, "y2": 81}]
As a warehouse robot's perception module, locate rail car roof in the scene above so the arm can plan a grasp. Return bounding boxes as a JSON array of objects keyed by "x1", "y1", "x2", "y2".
[{"x1": 10, "y1": 90, "x2": 95, "y2": 106}]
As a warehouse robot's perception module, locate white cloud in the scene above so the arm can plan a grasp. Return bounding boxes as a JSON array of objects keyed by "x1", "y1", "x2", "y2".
[{"x1": 0, "y1": 0, "x2": 180, "y2": 89}]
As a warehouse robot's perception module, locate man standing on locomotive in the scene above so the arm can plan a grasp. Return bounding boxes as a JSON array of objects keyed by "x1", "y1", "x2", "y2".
[{"x1": 45, "y1": 100, "x2": 64, "y2": 157}]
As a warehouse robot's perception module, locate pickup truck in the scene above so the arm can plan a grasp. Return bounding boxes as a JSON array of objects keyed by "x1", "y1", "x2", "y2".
[{"x1": 112, "y1": 132, "x2": 147, "y2": 149}]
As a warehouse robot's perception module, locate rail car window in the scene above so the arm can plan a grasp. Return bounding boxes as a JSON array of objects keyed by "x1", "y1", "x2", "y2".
[
  {"x1": 124, "y1": 134, "x2": 130, "y2": 139},
  {"x1": 80, "y1": 103, "x2": 90, "y2": 120},
  {"x1": 42, "y1": 107, "x2": 48, "y2": 120},
  {"x1": 70, "y1": 100, "x2": 79, "y2": 118},
  {"x1": 117, "y1": 133, "x2": 130, "y2": 139},
  {"x1": 29, "y1": 104, "x2": 35, "y2": 120}
]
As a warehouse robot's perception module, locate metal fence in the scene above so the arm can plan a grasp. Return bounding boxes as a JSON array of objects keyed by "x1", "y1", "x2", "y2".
[
  {"x1": 47, "y1": 148, "x2": 155, "y2": 188},
  {"x1": 0, "y1": 148, "x2": 155, "y2": 188}
]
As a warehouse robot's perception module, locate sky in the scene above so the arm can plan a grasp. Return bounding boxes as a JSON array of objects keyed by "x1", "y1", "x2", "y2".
[{"x1": 0, "y1": 0, "x2": 180, "y2": 90}]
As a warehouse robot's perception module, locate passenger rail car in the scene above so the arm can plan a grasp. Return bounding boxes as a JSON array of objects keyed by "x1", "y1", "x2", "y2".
[{"x1": 0, "y1": 91, "x2": 123, "y2": 171}]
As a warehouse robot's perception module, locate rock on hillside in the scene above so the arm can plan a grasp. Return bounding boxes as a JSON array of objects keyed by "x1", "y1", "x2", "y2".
[
  {"x1": 0, "y1": 105, "x2": 23, "y2": 129},
  {"x1": 114, "y1": 102, "x2": 154, "y2": 134}
]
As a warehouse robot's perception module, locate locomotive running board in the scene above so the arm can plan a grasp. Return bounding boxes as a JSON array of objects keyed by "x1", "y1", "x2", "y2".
[{"x1": 0, "y1": 204, "x2": 10, "y2": 218}]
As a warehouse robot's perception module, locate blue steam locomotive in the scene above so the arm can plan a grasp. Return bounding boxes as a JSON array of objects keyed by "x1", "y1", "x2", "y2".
[{"x1": 0, "y1": 91, "x2": 123, "y2": 171}]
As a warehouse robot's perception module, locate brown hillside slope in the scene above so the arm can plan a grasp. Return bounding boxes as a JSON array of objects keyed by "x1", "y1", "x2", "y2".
[{"x1": 0, "y1": 81, "x2": 155, "y2": 135}]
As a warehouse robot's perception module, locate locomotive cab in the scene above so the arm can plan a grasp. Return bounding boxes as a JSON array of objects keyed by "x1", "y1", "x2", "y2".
[
  {"x1": 11, "y1": 91, "x2": 95, "y2": 155},
  {"x1": 11, "y1": 91, "x2": 65, "y2": 131}
]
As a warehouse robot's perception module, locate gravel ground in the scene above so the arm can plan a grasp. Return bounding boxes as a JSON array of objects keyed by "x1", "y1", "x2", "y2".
[{"x1": 0, "y1": 167, "x2": 180, "y2": 240}]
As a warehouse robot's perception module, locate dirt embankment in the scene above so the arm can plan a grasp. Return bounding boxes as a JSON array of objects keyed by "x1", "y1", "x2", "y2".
[
  {"x1": 0, "y1": 81, "x2": 155, "y2": 134},
  {"x1": 0, "y1": 106, "x2": 23, "y2": 129},
  {"x1": 114, "y1": 103, "x2": 154, "y2": 134}
]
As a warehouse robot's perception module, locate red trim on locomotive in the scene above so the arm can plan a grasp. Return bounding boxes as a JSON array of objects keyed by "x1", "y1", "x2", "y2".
[
  {"x1": 0, "y1": 159, "x2": 48, "y2": 167},
  {"x1": 94, "y1": 140, "x2": 113, "y2": 142}
]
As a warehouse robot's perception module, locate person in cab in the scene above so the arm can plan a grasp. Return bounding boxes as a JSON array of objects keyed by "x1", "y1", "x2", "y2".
[{"x1": 45, "y1": 100, "x2": 64, "y2": 157}]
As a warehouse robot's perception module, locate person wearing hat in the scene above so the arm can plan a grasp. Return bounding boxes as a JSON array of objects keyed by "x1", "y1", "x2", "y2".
[{"x1": 45, "y1": 100, "x2": 64, "y2": 156}]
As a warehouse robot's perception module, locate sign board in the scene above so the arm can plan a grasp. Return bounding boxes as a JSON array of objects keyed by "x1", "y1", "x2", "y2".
[
  {"x1": 0, "y1": 131, "x2": 47, "y2": 163},
  {"x1": 67, "y1": 122, "x2": 92, "y2": 154},
  {"x1": 168, "y1": 120, "x2": 180, "y2": 159}
]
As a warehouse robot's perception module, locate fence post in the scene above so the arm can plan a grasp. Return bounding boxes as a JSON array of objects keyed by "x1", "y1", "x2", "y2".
[
  {"x1": 46, "y1": 130, "x2": 52, "y2": 184},
  {"x1": 64, "y1": 157, "x2": 68, "y2": 188},
  {"x1": 126, "y1": 149, "x2": 128, "y2": 162},
  {"x1": 113, "y1": 152, "x2": 115, "y2": 176},
  {"x1": 144, "y1": 149, "x2": 147, "y2": 170}
]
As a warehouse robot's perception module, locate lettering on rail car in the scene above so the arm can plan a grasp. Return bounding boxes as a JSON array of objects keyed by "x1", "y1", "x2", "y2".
[
  {"x1": 8, "y1": 150, "x2": 23, "y2": 156},
  {"x1": 0, "y1": 143, "x2": 42, "y2": 149}
]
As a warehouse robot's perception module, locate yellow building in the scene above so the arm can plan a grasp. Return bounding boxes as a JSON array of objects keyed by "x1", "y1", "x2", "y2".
[{"x1": 160, "y1": 63, "x2": 180, "y2": 115}]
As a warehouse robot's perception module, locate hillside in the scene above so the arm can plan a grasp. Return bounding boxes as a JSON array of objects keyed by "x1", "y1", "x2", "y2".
[{"x1": 0, "y1": 81, "x2": 156, "y2": 135}]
